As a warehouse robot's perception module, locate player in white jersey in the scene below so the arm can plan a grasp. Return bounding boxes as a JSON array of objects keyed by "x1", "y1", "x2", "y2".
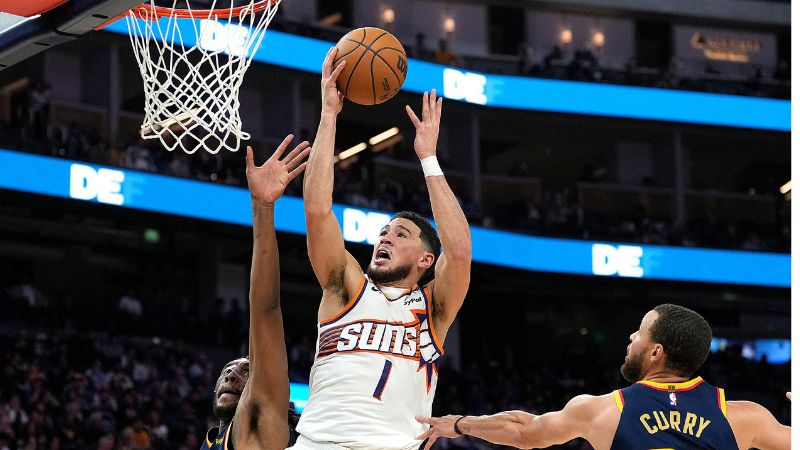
[{"x1": 291, "y1": 48, "x2": 472, "y2": 450}]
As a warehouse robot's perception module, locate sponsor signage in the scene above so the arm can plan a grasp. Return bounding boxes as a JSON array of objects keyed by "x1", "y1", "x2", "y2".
[
  {"x1": 103, "y1": 19, "x2": 789, "y2": 131},
  {"x1": 0, "y1": 148, "x2": 789, "y2": 287}
]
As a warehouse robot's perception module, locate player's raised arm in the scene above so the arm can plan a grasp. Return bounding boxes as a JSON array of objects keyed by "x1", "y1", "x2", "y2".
[
  {"x1": 232, "y1": 137, "x2": 310, "y2": 449},
  {"x1": 303, "y1": 48, "x2": 363, "y2": 319},
  {"x1": 405, "y1": 90, "x2": 472, "y2": 335},
  {"x1": 726, "y1": 400, "x2": 791, "y2": 450},
  {"x1": 416, "y1": 395, "x2": 613, "y2": 450}
]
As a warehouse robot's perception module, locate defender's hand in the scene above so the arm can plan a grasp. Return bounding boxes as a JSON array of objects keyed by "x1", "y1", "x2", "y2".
[
  {"x1": 321, "y1": 47, "x2": 347, "y2": 115},
  {"x1": 405, "y1": 90, "x2": 443, "y2": 160},
  {"x1": 415, "y1": 415, "x2": 461, "y2": 450},
  {"x1": 246, "y1": 134, "x2": 310, "y2": 205}
]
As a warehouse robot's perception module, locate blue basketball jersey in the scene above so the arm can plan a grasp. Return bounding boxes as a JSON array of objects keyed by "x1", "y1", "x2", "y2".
[
  {"x1": 201, "y1": 421, "x2": 233, "y2": 450},
  {"x1": 200, "y1": 412, "x2": 299, "y2": 450},
  {"x1": 610, "y1": 377, "x2": 738, "y2": 450}
]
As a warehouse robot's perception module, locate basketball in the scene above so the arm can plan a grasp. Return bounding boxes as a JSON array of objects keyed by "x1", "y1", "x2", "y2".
[{"x1": 333, "y1": 27, "x2": 408, "y2": 106}]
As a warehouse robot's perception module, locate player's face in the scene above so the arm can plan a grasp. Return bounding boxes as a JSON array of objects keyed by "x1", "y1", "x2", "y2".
[
  {"x1": 368, "y1": 219, "x2": 432, "y2": 284},
  {"x1": 620, "y1": 310, "x2": 658, "y2": 382},
  {"x1": 212, "y1": 358, "x2": 249, "y2": 421}
]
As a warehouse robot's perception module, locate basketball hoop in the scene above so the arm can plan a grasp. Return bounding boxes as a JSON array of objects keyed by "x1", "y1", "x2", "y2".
[{"x1": 124, "y1": 0, "x2": 280, "y2": 154}]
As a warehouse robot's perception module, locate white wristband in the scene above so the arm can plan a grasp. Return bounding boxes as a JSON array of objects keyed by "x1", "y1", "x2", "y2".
[{"x1": 420, "y1": 156, "x2": 443, "y2": 177}]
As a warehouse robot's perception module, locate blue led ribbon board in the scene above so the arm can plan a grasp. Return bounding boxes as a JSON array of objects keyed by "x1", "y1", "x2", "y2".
[
  {"x1": 102, "y1": 19, "x2": 791, "y2": 131},
  {"x1": 0, "y1": 148, "x2": 789, "y2": 287}
]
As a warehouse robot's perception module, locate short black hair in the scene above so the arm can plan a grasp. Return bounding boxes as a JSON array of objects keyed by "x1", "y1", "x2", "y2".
[
  {"x1": 649, "y1": 304, "x2": 712, "y2": 376},
  {"x1": 393, "y1": 211, "x2": 441, "y2": 284}
]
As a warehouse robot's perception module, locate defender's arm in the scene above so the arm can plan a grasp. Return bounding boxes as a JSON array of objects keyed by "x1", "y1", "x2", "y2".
[
  {"x1": 727, "y1": 400, "x2": 790, "y2": 450},
  {"x1": 417, "y1": 394, "x2": 614, "y2": 450},
  {"x1": 234, "y1": 139, "x2": 309, "y2": 449}
]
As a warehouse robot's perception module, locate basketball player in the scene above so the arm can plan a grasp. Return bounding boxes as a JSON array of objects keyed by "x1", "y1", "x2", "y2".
[
  {"x1": 292, "y1": 48, "x2": 472, "y2": 449},
  {"x1": 202, "y1": 135, "x2": 310, "y2": 450},
  {"x1": 416, "y1": 304, "x2": 790, "y2": 450}
]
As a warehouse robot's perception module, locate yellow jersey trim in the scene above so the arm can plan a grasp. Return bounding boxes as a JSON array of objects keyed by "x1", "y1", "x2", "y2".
[
  {"x1": 719, "y1": 388, "x2": 727, "y2": 417},
  {"x1": 637, "y1": 376, "x2": 703, "y2": 391},
  {"x1": 224, "y1": 418, "x2": 234, "y2": 450},
  {"x1": 205, "y1": 433, "x2": 213, "y2": 449},
  {"x1": 613, "y1": 389, "x2": 624, "y2": 412}
]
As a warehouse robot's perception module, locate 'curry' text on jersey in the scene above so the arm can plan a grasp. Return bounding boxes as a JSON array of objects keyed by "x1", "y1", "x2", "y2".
[{"x1": 610, "y1": 377, "x2": 738, "y2": 450}]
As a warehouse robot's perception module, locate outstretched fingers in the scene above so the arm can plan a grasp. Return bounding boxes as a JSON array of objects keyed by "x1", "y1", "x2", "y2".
[
  {"x1": 322, "y1": 47, "x2": 337, "y2": 78},
  {"x1": 405, "y1": 105, "x2": 422, "y2": 128},
  {"x1": 286, "y1": 146, "x2": 312, "y2": 172},
  {"x1": 270, "y1": 134, "x2": 295, "y2": 162},
  {"x1": 423, "y1": 434, "x2": 438, "y2": 450},
  {"x1": 416, "y1": 416, "x2": 434, "y2": 425},
  {"x1": 246, "y1": 146, "x2": 256, "y2": 170},
  {"x1": 329, "y1": 60, "x2": 347, "y2": 85},
  {"x1": 282, "y1": 141, "x2": 310, "y2": 165},
  {"x1": 415, "y1": 416, "x2": 439, "y2": 450},
  {"x1": 288, "y1": 161, "x2": 308, "y2": 181},
  {"x1": 421, "y1": 91, "x2": 430, "y2": 122}
]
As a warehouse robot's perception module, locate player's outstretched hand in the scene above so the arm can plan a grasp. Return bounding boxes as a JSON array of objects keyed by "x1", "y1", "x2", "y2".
[
  {"x1": 415, "y1": 415, "x2": 461, "y2": 450},
  {"x1": 246, "y1": 134, "x2": 311, "y2": 206},
  {"x1": 321, "y1": 47, "x2": 347, "y2": 115},
  {"x1": 787, "y1": 392, "x2": 792, "y2": 401},
  {"x1": 405, "y1": 89, "x2": 443, "y2": 160}
]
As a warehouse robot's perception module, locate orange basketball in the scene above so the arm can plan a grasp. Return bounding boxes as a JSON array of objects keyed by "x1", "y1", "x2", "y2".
[{"x1": 333, "y1": 27, "x2": 408, "y2": 106}]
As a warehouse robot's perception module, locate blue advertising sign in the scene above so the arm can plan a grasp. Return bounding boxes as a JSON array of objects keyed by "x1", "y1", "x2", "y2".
[
  {"x1": 103, "y1": 19, "x2": 791, "y2": 131},
  {"x1": 0, "y1": 149, "x2": 789, "y2": 287}
]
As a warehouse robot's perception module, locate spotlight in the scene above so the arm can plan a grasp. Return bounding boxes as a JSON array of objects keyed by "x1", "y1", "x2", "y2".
[
  {"x1": 382, "y1": 8, "x2": 395, "y2": 24},
  {"x1": 559, "y1": 29, "x2": 572, "y2": 45}
]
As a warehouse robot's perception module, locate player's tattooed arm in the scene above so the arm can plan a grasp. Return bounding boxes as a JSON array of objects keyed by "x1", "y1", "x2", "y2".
[
  {"x1": 305, "y1": 47, "x2": 364, "y2": 320},
  {"x1": 405, "y1": 90, "x2": 472, "y2": 341},
  {"x1": 416, "y1": 395, "x2": 613, "y2": 450}
]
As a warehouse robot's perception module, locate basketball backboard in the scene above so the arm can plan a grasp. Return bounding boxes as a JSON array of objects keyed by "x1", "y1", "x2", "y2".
[{"x1": 0, "y1": 0, "x2": 141, "y2": 70}]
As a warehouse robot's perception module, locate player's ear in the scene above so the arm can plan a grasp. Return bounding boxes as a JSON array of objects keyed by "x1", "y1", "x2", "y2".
[
  {"x1": 651, "y1": 343, "x2": 664, "y2": 361},
  {"x1": 419, "y1": 252, "x2": 435, "y2": 270}
]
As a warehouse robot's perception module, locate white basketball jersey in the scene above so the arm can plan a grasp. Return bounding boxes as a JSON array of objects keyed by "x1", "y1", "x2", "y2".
[{"x1": 296, "y1": 275, "x2": 444, "y2": 450}]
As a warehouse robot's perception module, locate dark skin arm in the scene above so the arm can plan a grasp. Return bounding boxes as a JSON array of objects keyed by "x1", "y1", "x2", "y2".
[{"x1": 232, "y1": 136, "x2": 310, "y2": 450}]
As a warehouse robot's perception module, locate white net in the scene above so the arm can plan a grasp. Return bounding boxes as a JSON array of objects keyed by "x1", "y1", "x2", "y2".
[{"x1": 125, "y1": 0, "x2": 280, "y2": 154}]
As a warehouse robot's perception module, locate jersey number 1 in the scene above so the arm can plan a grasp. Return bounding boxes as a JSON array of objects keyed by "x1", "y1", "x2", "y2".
[{"x1": 372, "y1": 360, "x2": 393, "y2": 400}]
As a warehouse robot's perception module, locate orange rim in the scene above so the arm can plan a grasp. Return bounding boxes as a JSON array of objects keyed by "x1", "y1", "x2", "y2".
[{"x1": 131, "y1": 0, "x2": 278, "y2": 20}]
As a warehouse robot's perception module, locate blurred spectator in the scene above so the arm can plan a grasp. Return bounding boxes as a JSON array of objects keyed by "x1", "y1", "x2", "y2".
[
  {"x1": 413, "y1": 32, "x2": 430, "y2": 60},
  {"x1": 435, "y1": 39, "x2": 459, "y2": 66},
  {"x1": 0, "y1": 287, "x2": 788, "y2": 450},
  {"x1": 745, "y1": 65, "x2": 764, "y2": 93},
  {"x1": 28, "y1": 81, "x2": 51, "y2": 143},
  {"x1": 774, "y1": 60, "x2": 790, "y2": 81},
  {"x1": 568, "y1": 49, "x2": 599, "y2": 81},
  {"x1": 517, "y1": 41, "x2": 534, "y2": 75},
  {"x1": 118, "y1": 289, "x2": 143, "y2": 334},
  {"x1": 542, "y1": 45, "x2": 563, "y2": 69}
]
